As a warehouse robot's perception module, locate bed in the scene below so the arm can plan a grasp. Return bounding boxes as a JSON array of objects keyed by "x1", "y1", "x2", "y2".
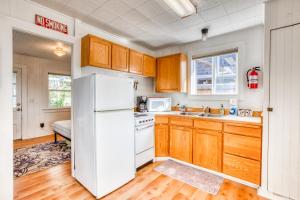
[{"x1": 52, "y1": 120, "x2": 71, "y2": 142}]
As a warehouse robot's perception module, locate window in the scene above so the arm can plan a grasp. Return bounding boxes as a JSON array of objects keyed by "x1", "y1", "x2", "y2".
[
  {"x1": 191, "y1": 51, "x2": 238, "y2": 95},
  {"x1": 48, "y1": 74, "x2": 71, "y2": 108}
]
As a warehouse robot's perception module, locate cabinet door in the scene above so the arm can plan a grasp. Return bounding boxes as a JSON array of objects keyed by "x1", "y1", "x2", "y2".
[
  {"x1": 156, "y1": 55, "x2": 180, "y2": 92},
  {"x1": 112, "y1": 44, "x2": 129, "y2": 72},
  {"x1": 143, "y1": 55, "x2": 156, "y2": 77},
  {"x1": 169, "y1": 125, "x2": 192, "y2": 163},
  {"x1": 193, "y1": 129, "x2": 222, "y2": 172},
  {"x1": 268, "y1": 25, "x2": 300, "y2": 199},
  {"x1": 129, "y1": 50, "x2": 143, "y2": 74},
  {"x1": 155, "y1": 124, "x2": 169, "y2": 157},
  {"x1": 90, "y1": 36, "x2": 111, "y2": 69}
]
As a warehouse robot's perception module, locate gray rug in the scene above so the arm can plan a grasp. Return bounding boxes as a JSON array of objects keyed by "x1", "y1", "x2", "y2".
[
  {"x1": 155, "y1": 160, "x2": 223, "y2": 195},
  {"x1": 14, "y1": 141, "x2": 71, "y2": 178}
]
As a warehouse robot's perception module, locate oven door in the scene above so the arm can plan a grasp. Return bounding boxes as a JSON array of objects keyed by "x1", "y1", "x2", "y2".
[{"x1": 135, "y1": 124, "x2": 154, "y2": 154}]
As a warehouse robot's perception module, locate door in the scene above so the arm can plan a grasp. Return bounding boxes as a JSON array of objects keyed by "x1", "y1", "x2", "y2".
[
  {"x1": 169, "y1": 125, "x2": 192, "y2": 163},
  {"x1": 13, "y1": 68, "x2": 22, "y2": 140},
  {"x1": 193, "y1": 129, "x2": 222, "y2": 172},
  {"x1": 112, "y1": 43, "x2": 129, "y2": 72},
  {"x1": 143, "y1": 55, "x2": 156, "y2": 77},
  {"x1": 268, "y1": 25, "x2": 300, "y2": 199},
  {"x1": 156, "y1": 55, "x2": 180, "y2": 92},
  {"x1": 129, "y1": 50, "x2": 143, "y2": 74},
  {"x1": 94, "y1": 74, "x2": 134, "y2": 111},
  {"x1": 155, "y1": 124, "x2": 169, "y2": 156},
  {"x1": 95, "y1": 110, "x2": 135, "y2": 197},
  {"x1": 90, "y1": 36, "x2": 112, "y2": 69},
  {"x1": 135, "y1": 124, "x2": 154, "y2": 154}
]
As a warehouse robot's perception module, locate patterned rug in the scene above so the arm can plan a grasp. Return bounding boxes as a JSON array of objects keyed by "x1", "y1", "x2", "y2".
[
  {"x1": 14, "y1": 141, "x2": 71, "y2": 178},
  {"x1": 155, "y1": 160, "x2": 224, "y2": 195}
]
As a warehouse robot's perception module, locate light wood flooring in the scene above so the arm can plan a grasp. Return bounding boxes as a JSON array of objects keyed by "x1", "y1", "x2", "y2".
[{"x1": 14, "y1": 135, "x2": 267, "y2": 200}]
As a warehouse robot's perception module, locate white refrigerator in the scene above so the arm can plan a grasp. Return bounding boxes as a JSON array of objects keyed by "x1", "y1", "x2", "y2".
[{"x1": 73, "y1": 74, "x2": 135, "y2": 199}]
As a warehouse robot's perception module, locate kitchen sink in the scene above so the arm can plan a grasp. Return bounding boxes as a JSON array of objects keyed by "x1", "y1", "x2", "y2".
[{"x1": 179, "y1": 112, "x2": 223, "y2": 118}]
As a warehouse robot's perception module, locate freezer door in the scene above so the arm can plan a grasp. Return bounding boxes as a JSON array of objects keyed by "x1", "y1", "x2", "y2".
[
  {"x1": 95, "y1": 75, "x2": 134, "y2": 111},
  {"x1": 95, "y1": 109, "x2": 135, "y2": 198}
]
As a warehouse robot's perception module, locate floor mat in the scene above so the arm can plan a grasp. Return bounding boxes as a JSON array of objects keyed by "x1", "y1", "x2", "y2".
[
  {"x1": 155, "y1": 160, "x2": 223, "y2": 195},
  {"x1": 14, "y1": 140, "x2": 71, "y2": 178}
]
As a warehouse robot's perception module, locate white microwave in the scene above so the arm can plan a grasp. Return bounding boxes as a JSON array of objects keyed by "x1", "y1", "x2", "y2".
[{"x1": 147, "y1": 98, "x2": 172, "y2": 112}]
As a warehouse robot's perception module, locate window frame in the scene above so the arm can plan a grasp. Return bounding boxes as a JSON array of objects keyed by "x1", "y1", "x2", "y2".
[
  {"x1": 189, "y1": 47, "x2": 240, "y2": 98},
  {"x1": 48, "y1": 73, "x2": 72, "y2": 109}
]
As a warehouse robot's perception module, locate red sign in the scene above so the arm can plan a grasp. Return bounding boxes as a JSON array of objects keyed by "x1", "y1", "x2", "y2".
[{"x1": 35, "y1": 14, "x2": 68, "y2": 34}]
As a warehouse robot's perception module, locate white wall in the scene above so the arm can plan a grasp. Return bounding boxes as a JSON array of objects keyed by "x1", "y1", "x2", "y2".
[
  {"x1": 154, "y1": 26, "x2": 264, "y2": 111},
  {"x1": 14, "y1": 54, "x2": 71, "y2": 139}
]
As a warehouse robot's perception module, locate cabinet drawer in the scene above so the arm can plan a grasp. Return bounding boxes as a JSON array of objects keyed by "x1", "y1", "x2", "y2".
[
  {"x1": 194, "y1": 120, "x2": 222, "y2": 131},
  {"x1": 170, "y1": 117, "x2": 193, "y2": 127},
  {"x1": 224, "y1": 133, "x2": 261, "y2": 161},
  {"x1": 224, "y1": 123, "x2": 261, "y2": 138},
  {"x1": 155, "y1": 116, "x2": 169, "y2": 124},
  {"x1": 223, "y1": 153, "x2": 261, "y2": 185}
]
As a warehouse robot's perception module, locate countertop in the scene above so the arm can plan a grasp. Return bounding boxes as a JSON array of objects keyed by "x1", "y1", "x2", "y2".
[{"x1": 148, "y1": 111, "x2": 262, "y2": 125}]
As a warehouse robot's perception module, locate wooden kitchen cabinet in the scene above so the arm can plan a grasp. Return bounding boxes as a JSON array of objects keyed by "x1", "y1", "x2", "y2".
[
  {"x1": 155, "y1": 124, "x2": 169, "y2": 157},
  {"x1": 112, "y1": 43, "x2": 129, "y2": 72},
  {"x1": 81, "y1": 34, "x2": 112, "y2": 69},
  {"x1": 223, "y1": 153, "x2": 261, "y2": 185},
  {"x1": 129, "y1": 50, "x2": 143, "y2": 74},
  {"x1": 143, "y1": 55, "x2": 156, "y2": 77},
  {"x1": 169, "y1": 125, "x2": 193, "y2": 163},
  {"x1": 156, "y1": 53, "x2": 187, "y2": 93},
  {"x1": 193, "y1": 129, "x2": 222, "y2": 172}
]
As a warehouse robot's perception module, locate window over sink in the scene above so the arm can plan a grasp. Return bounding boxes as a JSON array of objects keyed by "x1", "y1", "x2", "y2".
[{"x1": 191, "y1": 50, "x2": 238, "y2": 95}]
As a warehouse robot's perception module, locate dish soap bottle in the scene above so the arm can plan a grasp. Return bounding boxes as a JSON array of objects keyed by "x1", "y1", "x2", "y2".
[{"x1": 220, "y1": 104, "x2": 225, "y2": 116}]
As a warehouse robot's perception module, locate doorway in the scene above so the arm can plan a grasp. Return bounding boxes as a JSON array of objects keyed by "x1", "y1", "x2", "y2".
[
  {"x1": 13, "y1": 68, "x2": 22, "y2": 140},
  {"x1": 12, "y1": 30, "x2": 72, "y2": 183}
]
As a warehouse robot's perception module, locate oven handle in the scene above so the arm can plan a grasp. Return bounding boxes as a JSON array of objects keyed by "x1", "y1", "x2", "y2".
[{"x1": 136, "y1": 124, "x2": 154, "y2": 131}]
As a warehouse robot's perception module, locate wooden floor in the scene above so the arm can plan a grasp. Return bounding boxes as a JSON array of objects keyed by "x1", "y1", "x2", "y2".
[{"x1": 14, "y1": 136, "x2": 267, "y2": 200}]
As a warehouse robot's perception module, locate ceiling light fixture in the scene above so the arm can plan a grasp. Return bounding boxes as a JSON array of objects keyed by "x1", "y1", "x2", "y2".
[
  {"x1": 201, "y1": 28, "x2": 208, "y2": 41},
  {"x1": 54, "y1": 47, "x2": 66, "y2": 57},
  {"x1": 162, "y1": 0, "x2": 196, "y2": 18}
]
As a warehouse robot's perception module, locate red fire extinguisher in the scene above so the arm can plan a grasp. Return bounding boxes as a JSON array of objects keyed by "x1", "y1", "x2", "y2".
[{"x1": 247, "y1": 67, "x2": 261, "y2": 89}]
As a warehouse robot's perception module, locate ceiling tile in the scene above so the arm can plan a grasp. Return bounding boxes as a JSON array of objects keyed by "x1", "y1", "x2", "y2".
[
  {"x1": 137, "y1": 0, "x2": 168, "y2": 18},
  {"x1": 223, "y1": 0, "x2": 259, "y2": 14},
  {"x1": 101, "y1": 0, "x2": 131, "y2": 15},
  {"x1": 67, "y1": 0, "x2": 100, "y2": 15},
  {"x1": 199, "y1": 5, "x2": 227, "y2": 21},
  {"x1": 89, "y1": 7, "x2": 118, "y2": 23},
  {"x1": 122, "y1": 9, "x2": 149, "y2": 25},
  {"x1": 110, "y1": 17, "x2": 134, "y2": 31},
  {"x1": 196, "y1": 0, "x2": 223, "y2": 11},
  {"x1": 152, "y1": 12, "x2": 180, "y2": 25},
  {"x1": 123, "y1": 0, "x2": 147, "y2": 8}
]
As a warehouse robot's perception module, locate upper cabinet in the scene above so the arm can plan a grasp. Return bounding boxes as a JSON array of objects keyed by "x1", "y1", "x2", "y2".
[
  {"x1": 267, "y1": 0, "x2": 300, "y2": 29},
  {"x1": 129, "y1": 50, "x2": 144, "y2": 74},
  {"x1": 112, "y1": 44, "x2": 129, "y2": 72},
  {"x1": 81, "y1": 34, "x2": 112, "y2": 69},
  {"x1": 156, "y1": 53, "x2": 187, "y2": 93},
  {"x1": 143, "y1": 55, "x2": 156, "y2": 77},
  {"x1": 81, "y1": 34, "x2": 156, "y2": 78}
]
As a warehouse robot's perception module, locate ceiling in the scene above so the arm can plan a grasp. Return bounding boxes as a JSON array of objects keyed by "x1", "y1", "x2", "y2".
[
  {"x1": 31, "y1": 0, "x2": 265, "y2": 50},
  {"x1": 13, "y1": 30, "x2": 72, "y2": 63}
]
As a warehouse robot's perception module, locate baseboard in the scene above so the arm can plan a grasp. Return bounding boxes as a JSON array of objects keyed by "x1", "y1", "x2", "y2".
[
  {"x1": 155, "y1": 156, "x2": 259, "y2": 189},
  {"x1": 257, "y1": 188, "x2": 290, "y2": 200}
]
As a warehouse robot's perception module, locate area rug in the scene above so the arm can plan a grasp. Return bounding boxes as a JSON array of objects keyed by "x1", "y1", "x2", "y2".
[
  {"x1": 14, "y1": 141, "x2": 71, "y2": 178},
  {"x1": 155, "y1": 160, "x2": 223, "y2": 195}
]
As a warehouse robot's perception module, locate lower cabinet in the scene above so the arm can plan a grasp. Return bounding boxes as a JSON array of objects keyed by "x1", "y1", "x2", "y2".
[
  {"x1": 169, "y1": 125, "x2": 193, "y2": 163},
  {"x1": 155, "y1": 124, "x2": 169, "y2": 157},
  {"x1": 223, "y1": 153, "x2": 261, "y2": 185},
  {"x1": 193, "y1": 129, "x2": 222, "y2": 172}
]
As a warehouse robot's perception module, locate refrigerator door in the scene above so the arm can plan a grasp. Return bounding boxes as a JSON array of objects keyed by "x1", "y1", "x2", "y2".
[
  {"x1": 73, "y1": 75, "x2": 97, "y2": 195},
  {"x1": 95, "y1": 109, "x2": 135, "y2": 198},
  {"x1": 94, "y1": 74, "x2": 134, "y2": 111}
]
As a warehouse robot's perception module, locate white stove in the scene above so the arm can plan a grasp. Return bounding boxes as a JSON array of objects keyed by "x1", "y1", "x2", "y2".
[{"x1": 134, "y1": 112, "x2": 155, "y2": 168}]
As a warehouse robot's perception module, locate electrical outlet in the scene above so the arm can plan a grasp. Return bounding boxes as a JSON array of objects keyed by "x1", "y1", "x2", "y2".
[{"x1": 40, "y1": 123, "x2": 44, "y2": 128}]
